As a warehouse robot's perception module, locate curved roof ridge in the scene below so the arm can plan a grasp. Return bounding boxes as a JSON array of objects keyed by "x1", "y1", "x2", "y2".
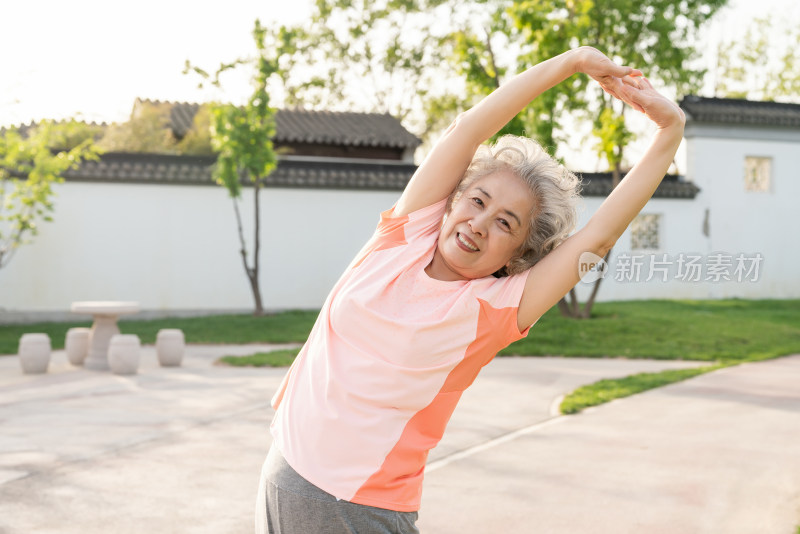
[
  {"x1": 680, "y1": 95, "x2": 800, "y2": 128},
  {"x1": 136, "y1": 99, "x2": 421, "y2": 149}
]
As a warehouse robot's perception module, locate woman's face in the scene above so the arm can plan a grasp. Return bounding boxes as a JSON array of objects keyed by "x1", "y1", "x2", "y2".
[{"x1": 428, "y1": 170, "x2": 536, "y2": 281}]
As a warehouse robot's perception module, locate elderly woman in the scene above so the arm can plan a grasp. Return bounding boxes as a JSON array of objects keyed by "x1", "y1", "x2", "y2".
[{"x1": 256, "y1": 46, "x2": 685, "y2": 534}]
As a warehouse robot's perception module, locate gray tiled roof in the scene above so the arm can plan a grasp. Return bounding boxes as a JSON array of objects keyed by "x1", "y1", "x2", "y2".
[
  {"x1": 137, "y1": 99, "x2": 422, "y2": 149},
  {"x1": 578, "y1": 172, "x2": 700, "y2": 199},
  {"x1": 63, "y1": 152, "x2": 417, "y2": 191},
  {"x1": 167, "y1": 101, "x2": 201, "y2": 139},
  {"x1": 274, "y1": 108, "x2": 421, "y2": 149},
  {"x1": 62, "y1": 153, "x2": 698, "y2": 198},
  {"x1": 3, "y1": 120, "x2": 107, "y2": 138},
  {"x1": 680, "y1": 95, "x2": 800, "y2": 128}
]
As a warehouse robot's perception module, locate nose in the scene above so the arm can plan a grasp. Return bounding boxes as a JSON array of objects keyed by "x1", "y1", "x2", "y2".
[{"x1": 468, "y1": 214, "x2": 488, "y2": 236}]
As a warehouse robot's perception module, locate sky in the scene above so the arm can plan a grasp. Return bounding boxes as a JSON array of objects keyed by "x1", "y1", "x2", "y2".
[
  {"x1": 0, "y1": 0, "x2": 313, "y2": 126},
  {"x1": 2, "y1": 0, "x2": 798, "y2": 167}
]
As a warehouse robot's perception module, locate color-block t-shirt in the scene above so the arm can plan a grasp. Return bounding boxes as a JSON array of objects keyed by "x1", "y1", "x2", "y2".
[{"x1": 270, "y1": 198, "x2": 533, "y2": 512}]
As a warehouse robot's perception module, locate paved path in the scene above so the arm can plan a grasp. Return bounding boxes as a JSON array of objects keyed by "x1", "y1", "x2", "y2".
[
  {"x1": 420, "y1": 355, "x2": 800, "y2": 534},
  {"x1": 0, "y1": 345, "x2": 797, "y2": 533}
]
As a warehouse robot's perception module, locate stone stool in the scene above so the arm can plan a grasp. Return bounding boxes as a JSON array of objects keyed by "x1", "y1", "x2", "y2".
[
  {"x1": 108, "y1": 334, "x2": 141, "y2": 375},
  {"x1": 156, "y1": 329, "x2": 185, "y2": 367},
  {"x1": 65, "y1": 327, "x2": 91, "y2": 366},
  {"x1": 19, "y1": 333, "x2": 52, "y2": 374}
]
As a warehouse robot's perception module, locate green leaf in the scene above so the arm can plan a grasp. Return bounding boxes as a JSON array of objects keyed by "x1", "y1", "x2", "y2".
[{"x1": 0, "y1": 118, "x2": 99, "y2": 269}]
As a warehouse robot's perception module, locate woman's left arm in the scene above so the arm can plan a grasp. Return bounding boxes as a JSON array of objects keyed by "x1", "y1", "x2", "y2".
[{"x1": 516, "y1": 76, "x2": 686, "y2": 331}]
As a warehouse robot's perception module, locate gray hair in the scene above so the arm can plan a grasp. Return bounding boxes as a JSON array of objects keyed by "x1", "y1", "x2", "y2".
[{"x1": 447, "y1": 135, "x2": 583, "y2": 276}]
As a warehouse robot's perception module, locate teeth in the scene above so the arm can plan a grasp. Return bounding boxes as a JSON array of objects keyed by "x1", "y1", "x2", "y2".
[{"x1": 457, "y1": 233, "x2": 479, "y2": 251}]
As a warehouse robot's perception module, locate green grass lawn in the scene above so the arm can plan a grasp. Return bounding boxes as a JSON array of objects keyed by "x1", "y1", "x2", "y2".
[
  {"x1": 501, "y1": 298, "x2": 800, "y2": 363},
  {"x1": 5, "y1": 299, "x2": 797, "y2": 360},
  {"x1": 559, "y1": 364, "x2": 726, "y2": 414},
  {"x1": 500, "y1": 298, "x2": 800, "y2": 413},
  {"x1": 218, "y1": 348, "x2": 301, "y2": 367},
  {"x1": 0, "y1": 310, "x2": 318, "y2": 355},
  {"x1": 4, "y1": 299, "x2": 799, "y2": 413}
]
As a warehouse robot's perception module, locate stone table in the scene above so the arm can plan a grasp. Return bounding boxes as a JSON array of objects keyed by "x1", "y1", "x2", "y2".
[{"x1": 70, "y1": 301, "x2": 140, "y2": 371}]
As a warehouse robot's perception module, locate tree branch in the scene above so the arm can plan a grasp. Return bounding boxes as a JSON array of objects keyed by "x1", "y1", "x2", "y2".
[
  {"x1": 254, "y1": 179, "x2": 261, "y2": 283},
  {"x1": 232, "y1": 196, "x2": 250, "y2": 274},
  {"x1": 582, "y1": 248, "x2": 612, "y2": 319},
  {"x1": 484, "y1": 28, "x2": 500, "y2": 90}
]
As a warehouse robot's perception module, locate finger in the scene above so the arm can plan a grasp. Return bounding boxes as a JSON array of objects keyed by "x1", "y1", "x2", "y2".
[
  {"x1": 639, "y1": 76, "x2": 655, "y2": 90},
  {"x1": 612, "y1": 64, "x2": 636, "y2": 78},
  {"x1": 614, "y1": 84, "x2": 646, "y2": 113},
  {"x1": 604, "y1": 77, "x2": 634, "y2": 96},
  {"x1": 604, "y1": 88, "x2": 624, "y2": 101},
  {"x1": 593, "y1": 75, "x2": 616, "y2": 90},
  {"x1": 600, "y1": 84, "x2": 624, "y2": 101},
  {"x1": 625, "y1": 91, "x2": 646, "y2": 113},
  {"x1": 598, "y1": 76, "x2": 621, "y2": 89},
  {"x1": 611, "y1": 80, "x2": 641, "y2": 102},
  {"x1": 599, "y1": 83, "x2": 619, "y2": 98},
  {"x1": 620, "y1": 75, "x2": 640, "y2": 88},
  {"x1": 619, "y1": 93, "x2": 645, "y2": 113},
  {"x1": 608, "y1": 88, "x2": 643, "y2": 113},
  {"x1": 629, "y1": 69, "x2": 644, "y2": 77}
]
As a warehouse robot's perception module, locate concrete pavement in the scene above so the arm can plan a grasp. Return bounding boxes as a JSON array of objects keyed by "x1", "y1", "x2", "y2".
[
  {"x1": 0, "y1": 345, "x2": 797, "y2": 533},
  {"x1": 419, "y1": 356, "x2": 800, "y2": 534}
]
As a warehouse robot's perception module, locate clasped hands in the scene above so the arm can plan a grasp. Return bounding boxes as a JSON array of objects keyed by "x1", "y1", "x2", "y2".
[{"x1": 572, "y1": 46, "x2": 685, "y2": 131}]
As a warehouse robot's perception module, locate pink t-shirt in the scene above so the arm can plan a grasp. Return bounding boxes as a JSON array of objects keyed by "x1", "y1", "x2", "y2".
[{"x1": 270, "y1": 198, "x2": 532, "y2": 512}]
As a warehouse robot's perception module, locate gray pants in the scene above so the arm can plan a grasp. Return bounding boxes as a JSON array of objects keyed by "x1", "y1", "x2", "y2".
[{"x1": 255, "y1": 446, "x2": 420, "y2": 534}]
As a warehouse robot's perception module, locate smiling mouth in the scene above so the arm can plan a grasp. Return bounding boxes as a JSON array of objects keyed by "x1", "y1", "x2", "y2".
[{"x1": 457, "y1": 232, "x2": 480, "y2": 252}]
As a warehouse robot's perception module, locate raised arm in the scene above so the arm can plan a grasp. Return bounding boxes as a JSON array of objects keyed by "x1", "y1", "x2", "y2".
[
  {"x1": 394, "y1": 48, "x2": 638, "y2": 217},
  {"x1": 517, "y1": 74, "x2": 686, "y2": 331}
]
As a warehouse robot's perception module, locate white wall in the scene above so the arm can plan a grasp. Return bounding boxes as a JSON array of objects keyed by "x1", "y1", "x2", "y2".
[
  {"x1": 571, "y1": 195, "x2": 712, "y2": 303},
  {"x1": 570, "y1": 127, "x2": 800, "y2": 303},
  {"x1": 3, "y1": 129, "x2": 798, "y2": 319},
  {"x1": 0, "y1": 182, "x2": 398, "y2": 315},
  {"x1": 686, "y1": 132, "x2": 800, "y2": 299}
]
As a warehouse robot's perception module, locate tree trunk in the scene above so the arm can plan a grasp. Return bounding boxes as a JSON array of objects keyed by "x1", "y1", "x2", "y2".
[
  {"x1": 556, "y1": 297, "x2": 573, "y2": 318},
  {"x1": 556, "y1": 143, "x2": 624, "y2": 320},
  {"x1": 231, "y1": 187, "x2": 265, "y2": 316},
  {"x1": 248, "y1": 274, "x2": 265, "y2": 316},
  {"x1": 251, "y1": 180, "x2": 265, "y2": 316},
  {"x1": 557, "y1": 288, "x2": 581, "y2": 319},
  {"x1": 580, "y1": 248, "x2": 612, "y2": 319}
]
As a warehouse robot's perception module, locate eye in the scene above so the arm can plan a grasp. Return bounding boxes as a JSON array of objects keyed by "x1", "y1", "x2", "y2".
[
  {"x1": 498, "y1": 218, "x2": 511, "y2": 229},
  {"x1": 471, "y1": 197, "x2": 484, "y2": 206}
]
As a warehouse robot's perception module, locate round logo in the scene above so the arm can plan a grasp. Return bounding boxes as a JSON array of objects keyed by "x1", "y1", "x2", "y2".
[{"x1": 578, "y1": 251, "x2": 608, "y2": 284}]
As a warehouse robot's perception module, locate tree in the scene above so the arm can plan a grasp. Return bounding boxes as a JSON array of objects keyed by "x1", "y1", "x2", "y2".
[
  {"x1": 175, "y1": 104, "x2": 214, "y2": 155},
  {"x1": 0, "y1": 120, "x2": 101, "y2": 268},
  {"x1": 422, "y1": 7, "x2": 537, "y2": 144},
  {"x1": 272, "y1": 0, "x2": 460, "y2": 138},
  {"x1": 97, "y1": 101, "x2": 177, "y2": 154},
  {"x1": 186, "y1": 20, "x2": 278, "y2": 316},
  {"x1": 713, "y1": 15, "x2": 800, "y2": 102},
  {"x1": 273, "y1": 0, "x2": 725, "y2": 317},
  {"x1": 508, "y1": 0, "x2": 727, "y2": 318},
  {"x1": 398, "y1": 0, "x2": 725, "y2": 316},
  {"x1": 420, "y1": 0, "x2": 597, "y2": 157},
  {"x1": 509, "y1": 0, "x2": 726, "y2": 166}
]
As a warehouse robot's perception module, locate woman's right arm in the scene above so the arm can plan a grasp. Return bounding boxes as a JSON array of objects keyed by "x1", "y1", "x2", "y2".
[
  {"x1": 393, "y1": 47, "x2": 638, "y2": 217},
  {"x1": 516, "y1": 76, "x2": 685, "y2": 331}
]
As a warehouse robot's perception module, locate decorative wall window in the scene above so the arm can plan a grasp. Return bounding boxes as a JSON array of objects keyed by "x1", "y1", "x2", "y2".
[
  {"x1": 630, "y1": 213, "x2": 661, "y2": 250},
  {"x1": 744, "y1": 156, "x2": 771, "y2": 192}
]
